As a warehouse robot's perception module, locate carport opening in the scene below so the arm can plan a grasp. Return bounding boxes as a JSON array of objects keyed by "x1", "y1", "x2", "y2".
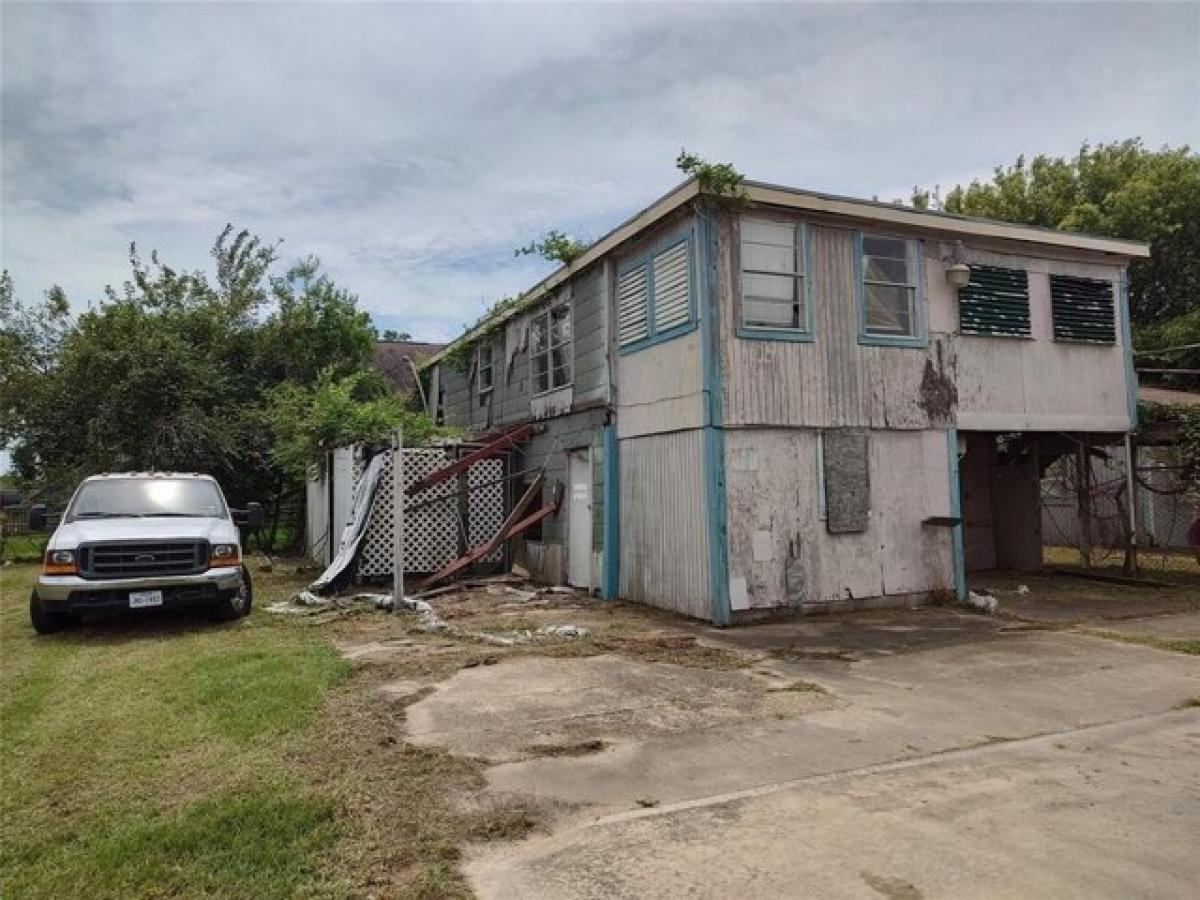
[{"x1": 959, "y1": 431, "x2": 1133, "y2": 574}]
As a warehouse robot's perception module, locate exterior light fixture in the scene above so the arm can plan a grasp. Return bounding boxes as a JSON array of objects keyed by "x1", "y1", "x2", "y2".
[{"x1": 945, "y1": 241, "x2": 971, "y2": 289}]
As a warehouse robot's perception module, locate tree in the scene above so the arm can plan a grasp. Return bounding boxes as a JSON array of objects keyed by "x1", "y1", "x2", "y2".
[
  {"x1": 0, "y1": 227, "x2": 443, "y2": 548},
  {"x1": 913, "y1": 140, "x2": 1200, "y2": 373}
]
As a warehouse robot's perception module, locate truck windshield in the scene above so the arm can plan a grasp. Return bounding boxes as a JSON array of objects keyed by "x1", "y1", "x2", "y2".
[{"x1": 67, "y1": 479, "x2": 227, "y2": 521}]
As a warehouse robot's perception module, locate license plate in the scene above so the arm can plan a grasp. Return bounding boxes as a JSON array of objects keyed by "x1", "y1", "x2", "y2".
[{"x1": 129, "y1": 589, "x2": 164, "y2": 609}]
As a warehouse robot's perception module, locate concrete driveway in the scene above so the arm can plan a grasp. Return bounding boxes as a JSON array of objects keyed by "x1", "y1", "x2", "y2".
[{"x1": 407, "y1": 607, "x2": 1200, "y2": 899}]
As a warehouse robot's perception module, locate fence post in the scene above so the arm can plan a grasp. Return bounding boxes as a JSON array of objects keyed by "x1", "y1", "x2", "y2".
[
  {"x1": 393, "y1": 428, "x2": 405, "y2": 603},
  {"x1": 1125, "y1": 433, "x2": 1140, "y2": 576}
]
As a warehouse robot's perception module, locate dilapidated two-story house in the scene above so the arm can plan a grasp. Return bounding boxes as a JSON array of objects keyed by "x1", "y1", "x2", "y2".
[{"x1": 422, "y1": 178, "x2": 1147, "y2": 624}]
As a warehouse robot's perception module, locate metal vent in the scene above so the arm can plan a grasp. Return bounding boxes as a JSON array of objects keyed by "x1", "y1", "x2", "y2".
[
  {"x1": 617, "y1": 264, "x2": 649, "y2": 346},
  {"x1": 1050, "y1": 274, "x2": 1115, "y2": 344},
  {"x1": 652, "y1": 241, "x2": 690, "y2": 333},
  {"x1": 80, "y1": 541, "x2": 207, "y2": 579},
  {"x1": 959, "y1": 265, "x2": 1030, "y2": 337}
]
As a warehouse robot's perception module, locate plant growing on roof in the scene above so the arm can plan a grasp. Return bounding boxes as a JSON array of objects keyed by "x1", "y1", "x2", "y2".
[
  {"x1": 515, "y1": 229, "x2": 588, "y2": 266},
  {"x1": 441, "y1": 293, "x2": 525, "y2": 373},
  {"x1": 676, "y1": 149, "x2": 748, "y2": 209}
]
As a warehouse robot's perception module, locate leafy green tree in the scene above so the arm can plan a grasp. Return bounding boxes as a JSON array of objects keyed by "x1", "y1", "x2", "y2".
[
  {"x1": 0, "y1": 227, "x2": 440, "y2": 549},
  {"x1": 913, "y1": 140, "x2": 1200, "y2": 372},
  {"x1": 266, "y1": 369, "x2": 450, "y2": 482}
]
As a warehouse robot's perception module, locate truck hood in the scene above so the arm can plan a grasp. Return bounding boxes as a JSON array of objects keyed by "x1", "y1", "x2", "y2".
[{"x1": 50, "y1": 517, "x2": 239, "y2": 550}]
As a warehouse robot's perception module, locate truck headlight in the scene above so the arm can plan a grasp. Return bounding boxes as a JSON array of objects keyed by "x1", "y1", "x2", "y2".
[
  {"x1": 44, "y1": 549, "x2": 77, "y2": 575},
  {"x1": 210, "y1": 544, "x2": 240, "y2": 566}
]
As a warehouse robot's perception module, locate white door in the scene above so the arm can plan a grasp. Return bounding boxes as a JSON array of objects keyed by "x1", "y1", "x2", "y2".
[{"x1": 567, "y1": 450, "x2": 592, "y2": 588}]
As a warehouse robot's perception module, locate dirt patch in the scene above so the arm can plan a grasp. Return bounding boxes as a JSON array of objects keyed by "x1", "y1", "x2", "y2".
[
  {"x1": 523, "y1": 739, "x2": 608, "y2": 758},
  {"x1": 862, "y1": 870, "x2": 924, "y2": 900}
]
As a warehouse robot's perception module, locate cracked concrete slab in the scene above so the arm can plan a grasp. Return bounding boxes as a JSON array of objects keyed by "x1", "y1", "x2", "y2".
[
  {"x1": 404, "y1": 654, "x2": 836, "y2": 763},
  {"x1": 456, "y1": 610, "x2": 1200, "y2": 899}
]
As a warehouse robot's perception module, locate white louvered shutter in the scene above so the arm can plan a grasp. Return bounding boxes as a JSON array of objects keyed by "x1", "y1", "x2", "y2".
[
  {"x1": 652, "y1": 241, "x2": 690, "y2": 333},
  {"x1": 617, "y1": 264, "x2": 649, "y2": 346}
]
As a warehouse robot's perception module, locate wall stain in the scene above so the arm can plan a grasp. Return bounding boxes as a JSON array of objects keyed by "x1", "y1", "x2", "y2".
[{"x1": 919, "y1": 340, "x2": 958, "y2": 423}]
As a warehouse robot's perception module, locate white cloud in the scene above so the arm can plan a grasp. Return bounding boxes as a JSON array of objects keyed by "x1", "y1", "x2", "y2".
[{"x1": 3, "y1": 1, "x2": 1197, "y2": 340}]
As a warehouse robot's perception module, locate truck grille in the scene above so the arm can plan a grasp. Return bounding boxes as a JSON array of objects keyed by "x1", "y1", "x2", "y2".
[{"x1": 79, "y1": 541, "x2": 208, "y2": 579}]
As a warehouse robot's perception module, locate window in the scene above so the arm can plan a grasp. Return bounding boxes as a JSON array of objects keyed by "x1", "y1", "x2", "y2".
[
  {"x1": 739, "y1": 217, "x2": 810, "y2": 336},
  {"x1": 477, "y1": 339, "x2": 494, "y2": 407},
  {"x1": 1049, "y1": 274, "x2": 1115, "y2": 344},
  {"x1": 958, "y1": 265, "x2": 1031, "y2": 338},
  {"x1": 616, "y1": 234, "x2": 695, "y2": 352},
  {"x1": 857, "y1": 233, "x2": 924, "y2": 346},
  {"x1": 530, "y1": 304, "x2": 571, "y2": 393}
]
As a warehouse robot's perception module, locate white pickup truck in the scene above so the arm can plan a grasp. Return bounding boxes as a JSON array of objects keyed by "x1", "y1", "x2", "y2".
[{"x1": 27, "y1": 473, "x2": 262, "y2": 634}]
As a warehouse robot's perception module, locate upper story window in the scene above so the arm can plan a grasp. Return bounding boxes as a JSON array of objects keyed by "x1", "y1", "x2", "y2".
[
  {"x1": 958, "y1": 265, "x2": 1031, "y2": 338},
  {"x1": 530, "y1": 303, "x2": 571, "y2": 393},
  {"x1": 617, "y1": 233, "x2": 695, "y2": 353},
  {"x1": 857, "y1": 233, "x2": 925, "y2": 347},
  {"x1": 1049, "y1": 274, "x2": 1116, "y2": 344},
  {"x1": 739, "y1": 217, "x2": 812, "y2": 339},
  {"x1": 477, "y1": 339, "x2": 494, "y2": 407}
]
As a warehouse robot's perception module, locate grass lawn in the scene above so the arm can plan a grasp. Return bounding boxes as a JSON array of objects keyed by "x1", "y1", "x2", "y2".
[{"x1": 0, "y1": 560, "x2": 357, "y2": 899}]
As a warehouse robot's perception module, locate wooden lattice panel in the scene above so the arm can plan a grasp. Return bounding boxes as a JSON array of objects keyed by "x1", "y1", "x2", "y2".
[{"x1": 356, "y1": 447, "x2": 505, "y2": 578}]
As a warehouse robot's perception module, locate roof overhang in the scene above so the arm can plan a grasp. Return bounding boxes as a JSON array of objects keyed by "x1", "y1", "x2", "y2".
[{"x1": 423, "y1": 177, "x2": 1151, "y2": 369}]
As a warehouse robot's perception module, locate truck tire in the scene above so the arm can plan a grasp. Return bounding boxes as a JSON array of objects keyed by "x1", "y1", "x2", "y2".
[
  {"x1": 30, "y1": 591, "x2": 73, "y2": 635},
  {"x1": 209, "y1": 564, "x2": 253, "y2": 622}
]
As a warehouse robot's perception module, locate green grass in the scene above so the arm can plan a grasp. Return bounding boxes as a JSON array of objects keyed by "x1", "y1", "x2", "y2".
[
  {"x1": 1078, "y1": 628, "x2": 1200, "y2": 656},
  {"x1": 0, "y1": 562, "x2": 352, "y2": 899},
  {"x1": 1, "y1": 533, "x2": 48, "y2": 562}
]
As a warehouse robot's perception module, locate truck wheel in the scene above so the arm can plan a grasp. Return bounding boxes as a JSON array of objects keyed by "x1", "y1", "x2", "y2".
[
  {"x1": 210, "y1": 564, "x2": 253, "y2": 622},
  {"x1": 30, "y1": 592, "x2": 73, "y2": 635}
]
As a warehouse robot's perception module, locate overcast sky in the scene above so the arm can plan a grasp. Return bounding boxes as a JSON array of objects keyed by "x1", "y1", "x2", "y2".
[{"x1": 3, "y1": 1, "x2": 1198, "y2": 343}]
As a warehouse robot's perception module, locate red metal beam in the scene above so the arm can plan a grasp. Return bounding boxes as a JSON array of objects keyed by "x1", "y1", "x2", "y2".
[
  {"x1": 412, "y1": 476, "x2": 559, "y2": 592},
  {"x1": 405, "y1": 423, "x2": 534, "y2": 497}
]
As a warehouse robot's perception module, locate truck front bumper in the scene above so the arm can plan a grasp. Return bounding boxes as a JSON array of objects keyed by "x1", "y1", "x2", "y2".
[{"x1": 35, "y1": 567, "x2": 243, "y2": 614}]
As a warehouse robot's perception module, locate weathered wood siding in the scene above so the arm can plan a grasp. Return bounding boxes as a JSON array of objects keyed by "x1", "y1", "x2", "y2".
[
  {"x1": 619, "y1": 429, "x2": 711, "y2": 618},
  {"x1": 719, "y1": 217, "x2": 956, "y2": 431},
  {"x1": 723, "y1": 428, "x2": 953, "y2": 612},
  {"x1": 717, "y1": 212, "x2": 1131, "y2": 433}
]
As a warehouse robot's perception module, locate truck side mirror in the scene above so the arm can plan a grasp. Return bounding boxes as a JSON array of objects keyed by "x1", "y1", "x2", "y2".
[
  {"x1": 245, "y1": 502, "x2": 264, "y2": 529},
  {"x1": 27, "y1": 504, "x2": 47, "y2": 532}
]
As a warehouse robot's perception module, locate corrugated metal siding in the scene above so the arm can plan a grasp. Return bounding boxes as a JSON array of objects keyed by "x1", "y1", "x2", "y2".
[
  {"x1": 619, "y1": 430, "x2": 711, "y2": 619},
  {"x1": 572, "y1": 266, "x2": 608, "y2": 405}
]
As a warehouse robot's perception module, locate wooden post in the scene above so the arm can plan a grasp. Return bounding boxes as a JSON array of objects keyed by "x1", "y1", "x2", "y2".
[
  {"x1": 1077, "y1": 437, "x2": 1092, "y2": 568},
  {"x1": 393, "y1": 428, "x2": 405, "y2": 604},
  {"x1": 1124, "y1": 433, "x2": 1140, "y2": 576}
]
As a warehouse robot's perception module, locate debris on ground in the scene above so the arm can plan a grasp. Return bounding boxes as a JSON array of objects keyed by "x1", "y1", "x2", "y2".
[
  {"x1": 965, "y1": 589, "x2": 999, "y2": 614},
  {"x1": 473, "y1": 624, "x2": 591, "y2": 646},
  {"x1": 1016, "y1": 584, "x2": 1031, "y2": 595}
]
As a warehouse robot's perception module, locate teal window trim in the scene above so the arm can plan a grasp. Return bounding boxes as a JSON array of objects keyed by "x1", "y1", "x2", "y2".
[
  {"x1": 617, "y1": 229, "x2": 698, "y2": 356},
  {"x1": 854, "y1": 230, "x2": 928, "y2": 348},
  {"x1": 736, "y1": 219, "x2": 816, "y2": 343}
]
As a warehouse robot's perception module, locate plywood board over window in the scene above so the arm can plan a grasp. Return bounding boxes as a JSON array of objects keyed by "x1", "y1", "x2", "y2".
[{"x1": 823, "y1": 430, "x2": 870, "y2": 534}]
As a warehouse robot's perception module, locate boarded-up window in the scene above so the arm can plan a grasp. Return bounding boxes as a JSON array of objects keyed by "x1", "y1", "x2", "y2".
[
  {"x1": 959, "y1": 265, "x2": 1030, "y2": 337},
  {"x1": 617, "y1": 235, "x2": 693, "y2": 351},
  {"x1": 823, "y1": 430, "x2": 869, "y2": 534},
  {"x1": 1050, "y1": 274, "x2": 1116, "y2": 344}
]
